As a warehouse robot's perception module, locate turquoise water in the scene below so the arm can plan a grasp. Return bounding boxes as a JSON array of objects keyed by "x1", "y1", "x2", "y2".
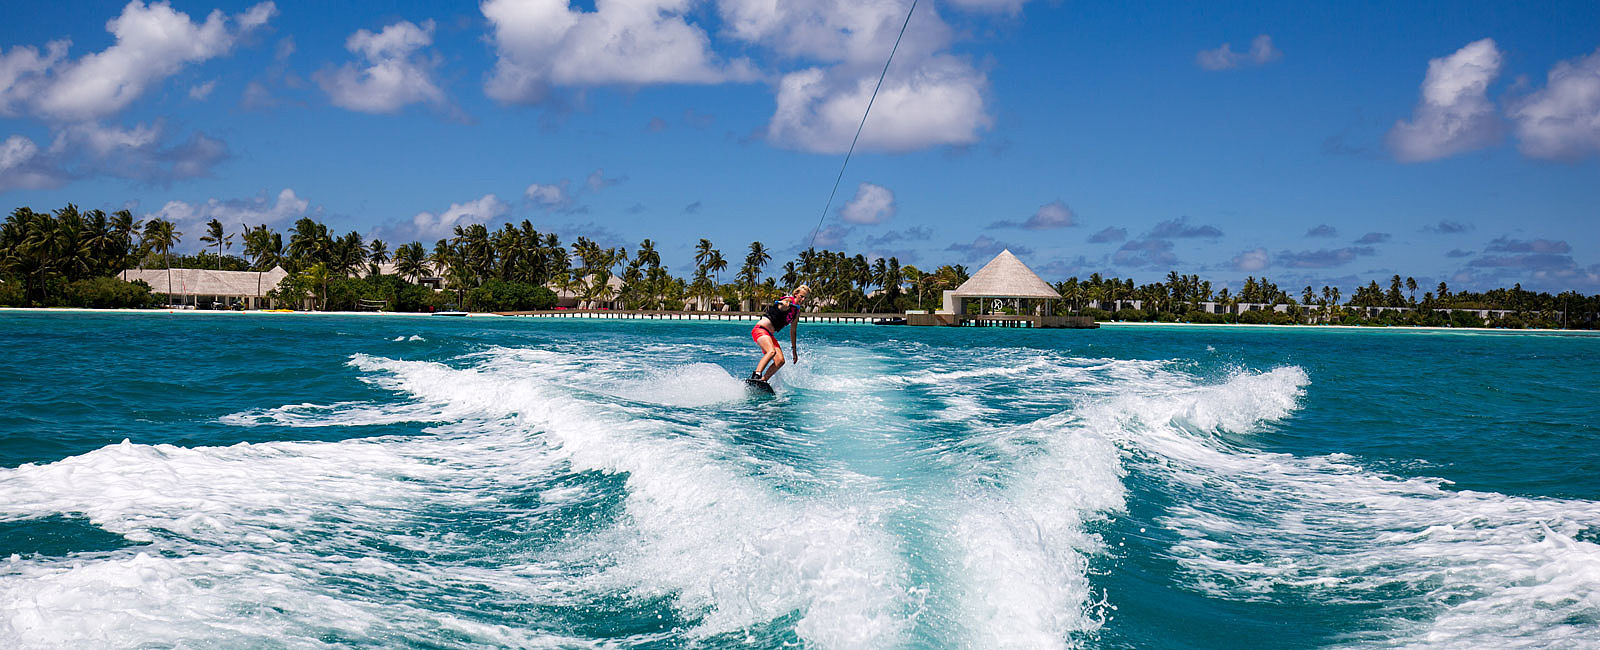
[{"x1": 2, "y1": 312, "x2": 1598, "y2": 648}]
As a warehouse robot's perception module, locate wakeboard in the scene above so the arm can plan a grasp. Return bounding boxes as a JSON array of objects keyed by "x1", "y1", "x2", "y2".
[{"x1": 744, "y1": 378, "x2": 775, "y2": 394}]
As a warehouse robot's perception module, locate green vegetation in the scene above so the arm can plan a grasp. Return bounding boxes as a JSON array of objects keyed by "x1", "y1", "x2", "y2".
[{"x1": 3, "y1": 204, "x2": 1596, "y2": 328}]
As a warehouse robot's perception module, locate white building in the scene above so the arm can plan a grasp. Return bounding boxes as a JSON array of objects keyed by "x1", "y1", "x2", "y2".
[{"x1": 119, "y1": 267, "x2": 289, "y2": 309}]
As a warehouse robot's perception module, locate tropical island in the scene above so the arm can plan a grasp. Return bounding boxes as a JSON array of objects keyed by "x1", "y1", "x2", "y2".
[{"x1": 3, "y1": 204, "x2": 1597, "y2": 331}]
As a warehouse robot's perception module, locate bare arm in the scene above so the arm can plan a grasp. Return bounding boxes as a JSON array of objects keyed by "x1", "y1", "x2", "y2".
[{"x1": 791, "y1": 310, "x2": 799, "y2": 362}]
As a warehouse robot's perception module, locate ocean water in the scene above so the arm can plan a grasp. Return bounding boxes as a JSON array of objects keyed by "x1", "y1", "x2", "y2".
[{"x1": 1, "y1": 312, "x2": 1598, "y2": 649}]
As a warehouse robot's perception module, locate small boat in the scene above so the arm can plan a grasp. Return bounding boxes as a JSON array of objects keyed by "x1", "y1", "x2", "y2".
[
  {"x1": 872, "y1": 317, "x2": 907, "y2": 326},
  {"x1": 432, "y1": 311, "x2": 469, "y2": 317}
]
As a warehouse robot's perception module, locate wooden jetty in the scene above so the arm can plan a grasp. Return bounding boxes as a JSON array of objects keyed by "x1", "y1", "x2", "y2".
[{"x1": 494, "y1": 309, "x2": 1096, "y2": 329}]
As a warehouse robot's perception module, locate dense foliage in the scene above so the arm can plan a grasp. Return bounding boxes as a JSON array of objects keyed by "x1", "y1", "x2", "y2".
[{"x1": 3, "y1": 204, "x2": 1597, "y2": 328}]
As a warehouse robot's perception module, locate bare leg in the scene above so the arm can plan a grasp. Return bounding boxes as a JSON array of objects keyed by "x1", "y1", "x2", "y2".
[
  {"x1": 760, "y1": 348, "x2": 786, "y2": 381},
  {"x1": 755, "y1": 334, "x2": 780, "y2": 378}
]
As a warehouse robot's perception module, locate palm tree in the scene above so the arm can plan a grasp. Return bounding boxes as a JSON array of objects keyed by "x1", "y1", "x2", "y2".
[
  {"x1": 198, "y1": 219, "x2": 231, "y2": 269},
  {"x1": 242, "y1": 224, "x2": 281, "y2": 305},
  {"x1": 143, "y1": 218, "x2": 180, "y2": 306},
  {"x1": 368, "y1": 239, "x2": 390, "y2": 276},
  {"x1": 394, "y1": 242, "x2": 427, "y2": 283},
  {"x1": 740, "y1": 241, "x2": 769, "y2": 309},
  {"x1": 287, "y1": 218, "x2": 328, "y2": 272}
]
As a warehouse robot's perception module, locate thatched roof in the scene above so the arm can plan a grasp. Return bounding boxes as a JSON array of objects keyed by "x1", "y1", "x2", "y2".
[
  {"x1": 119, "y1": 266, "x2": 288, "y2": 297},
  {"x1": 952, "y1": 250, "x2": 1060, "y2": 299}
]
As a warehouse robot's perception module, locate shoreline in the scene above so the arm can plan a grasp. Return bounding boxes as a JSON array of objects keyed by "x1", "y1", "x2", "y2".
[
  {"x1": 4, "y1": 306, "x2": 1596, "y2": 335},
  {"x1": 1094, "y1": 320, "x2": 1598, "y2": 335},
  {"x1": 0, "y1": 307, "x2": 492, "y2": 317}
]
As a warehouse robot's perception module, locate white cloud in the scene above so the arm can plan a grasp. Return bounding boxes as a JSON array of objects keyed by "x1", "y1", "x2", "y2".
[
  {"x1": 46, "y1": 120, "x2": 228, "y2": 184},
  {"x1": 769, "y1": 56, "x2": 989, "y2": 153},
  {"x1": 0, "y1": 40, "x2": 69, "y2": 116},
  {"x1": 1508, "y1": 47, "x2": 1600, "y2": 161},
  {"x1": 838, "y1": 182, "x2": 895, "y2": 224},
  {"x1": 410, "y1": 194, "x2": 510, "y2": 240},
  {"x1": 717, "y1": 0, "x2": 951, "y2": 65},
  {"x1": 148, "y1": 188, "x2": 311, "y2": 248},
  {"x1": 1231, "y1": 247, "x2": 1270, "y2": 272},
  {"x1": 1196, "y1": 35, "x2": 1282, "y2": 71},
  {"x1": 188, "y1": 80, "x2": 216, "y2": 100},
  {"x1": 943, "y1": 0, "x2": 1032, "y2": 14},
  {"x1": 482, "y1": 0, "x2": 753, "y2": 104},
  {"x1": 1387, "y1": 38, "x2": 1504, "y2": 163},
  {"x1": 718, "y1": 0, "x2": 991, "y2": 153},
  {"x1": 0, "y1": 134, "x2": 64, "y2": 191},
  {"x1": 316, "y1": 20, "x2": 447, "y2": 114},
  {"x1": 12, "y1": 1, "x2": 276, "y2": 122},
  {"x1": 524, "y1": 181, "x2": 571, "y2": 209}
]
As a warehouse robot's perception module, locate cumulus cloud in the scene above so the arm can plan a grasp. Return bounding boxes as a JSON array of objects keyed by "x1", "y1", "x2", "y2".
[
  {"x1": 722, "y1": 0, "x2": 992, "y2": 153},
  {"x1": 410, "y1": 194, "x2": 510, "y2": 240},
  {"x1": 839, "y1": 182, "x2": 896, "y2": 224},
  {"x1": 147, "y1": 188, "x2": 311, "y2": 247},
  {"x1": 1354, "y1": 232, "x2": 1391, "y2": 244},
  {"x1": 1305, "y1": 224, "x2": 1338, "y2": 238},
  {"x1": 1387, "y1": 38, "x2": 1504, "y2": 162},
  {"x1": 945, "y1": 235, "x2": 1030, "y2": 261},
  {"x1": 767, "y1": 55, "x2": 989, "y2": 153},
  {"x1": 1149, "y1": 216, "x2": 1223, "y2": 239},
  {"x1": 1196, "y1": 35, "x2": 1282, "y2": 71},
  {"x1": 2, "y1": 120, "x2": 229, "y2": 193},
  {"x1": 1112, "y1": 238, "x2": 1176, "y2": 268},
  {"x1": 1421, "y1": 220, "x2": 1471, "y2": 234},
  {"x1": 1, "y1": 1, "x2": 275, "y2": 122},
  {"x1": 316, "y1": 20, "x2": 448, "y2": 114},
  {"x1": 989, "y1": 199, "x2": 1076, "y2": 230},
  {"x1": 943, "y1": 0, "x2": 1033, "y2": 14},
  {"x1": 524, "y1": 181, "x2": 571, "y2": 210},
  {"x1": 49, "y1": 120, "x2": 228, "y2": 185},
  {"x1": 481, "y1": 0, "x2": 753, "y2": 104},
  {"x1": 1507, "y1": 47, "x2": 1600, "y2": 160},
  {"x1": 1231, "y1": 247, "x2": 1269, "y2": 272},
  {"x1": 0, "y1": 134, "x2": 63, "y2": 191},
  {"x1": 1087, "y1": 226, "x2": 1126, "y2": 243}
]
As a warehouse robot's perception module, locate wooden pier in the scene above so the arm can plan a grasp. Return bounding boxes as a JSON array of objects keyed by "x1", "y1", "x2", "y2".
[{"x1": 495, "y1": 309, "x2": 1097, "y2": 329}]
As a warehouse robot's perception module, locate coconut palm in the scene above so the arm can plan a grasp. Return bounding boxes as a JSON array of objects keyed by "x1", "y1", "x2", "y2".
[
  {"x1": 143, "y1": 218, "x2": 180, "y2": 305},
  {"x1": 198, "y1": 219, "x2": 232, "y2": 269},
  {"x1": 368, "y1": 239, "x2": 390, "y2": 276},
  {"x1": 394, "y1": 242, "x2": 427, "y2": 283}
]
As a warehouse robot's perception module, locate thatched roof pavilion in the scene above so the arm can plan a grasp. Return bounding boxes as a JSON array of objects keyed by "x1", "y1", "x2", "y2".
[
  {"x1": 940, "y1": 249, "x2": 1059, "y2": 314},
  {"x1": 119, "y1": 266, "x2": 288, "y2": 308}
]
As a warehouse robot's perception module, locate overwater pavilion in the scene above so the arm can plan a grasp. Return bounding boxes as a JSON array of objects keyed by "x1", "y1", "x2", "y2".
[{"x1": 914, "y1": 249, "x2": 1093, "y2": 328}]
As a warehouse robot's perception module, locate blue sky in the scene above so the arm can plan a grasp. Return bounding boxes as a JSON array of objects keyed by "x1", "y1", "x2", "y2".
[{"x1": 3, "y1": 0, "x2": 1598, "y2": 293}]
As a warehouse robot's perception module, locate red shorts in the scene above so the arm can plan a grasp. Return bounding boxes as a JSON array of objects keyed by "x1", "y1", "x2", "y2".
[{"x1": 751, "y1": 325, "x2": 779, "y2": 346}]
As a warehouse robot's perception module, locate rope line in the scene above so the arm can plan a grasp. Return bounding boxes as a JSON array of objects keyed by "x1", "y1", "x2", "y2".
[{"x1": 807, "y1": 0, "x2": 919, "y2": 250}]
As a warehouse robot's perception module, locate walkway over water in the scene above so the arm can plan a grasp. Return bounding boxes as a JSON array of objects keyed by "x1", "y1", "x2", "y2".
[{"x1": 495, "y1": 309, "x2": 1097, "y2": 328}]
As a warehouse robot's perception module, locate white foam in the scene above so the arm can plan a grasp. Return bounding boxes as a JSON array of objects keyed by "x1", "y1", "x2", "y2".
[{"x1": 1085, "y1": 365, "x2": 1600, "y2": 647}]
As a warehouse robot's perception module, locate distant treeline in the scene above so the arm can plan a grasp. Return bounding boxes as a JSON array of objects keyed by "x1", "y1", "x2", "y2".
[{"x1": 2, "y1": 204, "x2": 1596, "y2": 328}]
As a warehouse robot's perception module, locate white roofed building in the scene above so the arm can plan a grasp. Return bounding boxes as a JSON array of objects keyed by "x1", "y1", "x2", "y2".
[
  {"x1": 119, "y1": 266, "x2": 289, "y2": 309},
  {"x1": 940, "y1": 249, "x2": 1060, "y2": 315}
]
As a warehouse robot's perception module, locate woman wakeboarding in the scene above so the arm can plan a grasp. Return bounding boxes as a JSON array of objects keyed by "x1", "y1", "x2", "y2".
[{"x1": 750, "y1": 285, "x2": 809, "y2": 382}]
